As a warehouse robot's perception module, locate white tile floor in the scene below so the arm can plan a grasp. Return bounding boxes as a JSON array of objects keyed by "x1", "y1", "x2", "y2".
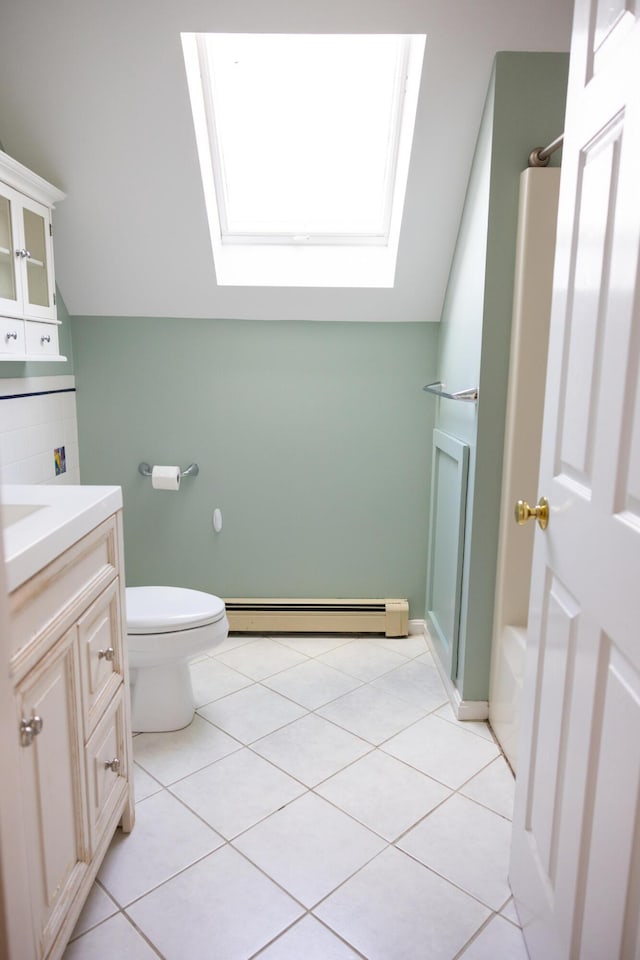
[{"x1": 63, "y1": 632, "x2": 526, "y2": 960}]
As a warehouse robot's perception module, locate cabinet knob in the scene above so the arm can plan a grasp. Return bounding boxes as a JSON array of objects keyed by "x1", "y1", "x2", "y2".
[
  {"x1": 5, "y1": 331, "x2": 18, "y2": 341},
  {"x1": 104, "y1": 758, "x2": 121, "y2": 774},
  {"x1": 98, "y1": 647, "x2": 115, "y2": 662},
  {"x1": 19, "y1": 714, "x2": 44, "y2": 747},
  {"x1": 40, "y1": 334, "x2": 51, "y2": 344},
  {"x1": 15, "y1": 248, "x2": 31, "y2": 259}
]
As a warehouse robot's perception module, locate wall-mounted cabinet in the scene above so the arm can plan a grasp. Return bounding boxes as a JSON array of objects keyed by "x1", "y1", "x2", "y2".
[{"x1": 0, "y1": 151, "x2": 66, "y2": 362}]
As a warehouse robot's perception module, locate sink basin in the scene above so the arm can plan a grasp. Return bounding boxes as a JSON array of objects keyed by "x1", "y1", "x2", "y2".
[
  {"x1": 2, "y1": 483, "x2": 123, "y2": 593},
  {"x1": 1, "y1": 502, "x2": 46, "y2": 527}
]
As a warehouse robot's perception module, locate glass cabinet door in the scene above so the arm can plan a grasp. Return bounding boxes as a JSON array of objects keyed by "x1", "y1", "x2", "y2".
[
  {"x1": 22, "y1": 203, "x2": 50, "y2": 311},
  {"x1": 0, "y1": 191, "x2": 19, "y2": 310}
]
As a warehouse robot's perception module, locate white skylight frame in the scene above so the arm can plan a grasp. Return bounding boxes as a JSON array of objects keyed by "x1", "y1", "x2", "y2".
[{"x1": 181, "y1": 32, "x2": 426, "y2": 288}]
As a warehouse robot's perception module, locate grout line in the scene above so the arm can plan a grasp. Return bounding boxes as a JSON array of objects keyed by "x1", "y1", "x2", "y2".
[
  {"x1": 92, "y1": 633, "x2": 521, "y2": 959},
  {"x1": 104, "y1": 842, "x2": 231, "y2": 913},
  {"x1": 388, "y1": 842, "x2": 505, "y2": 918},
  {"x1": 118, "y1": 913, "x2": 168, "y2": 960},
  {"x1": 132, "y1": 735, "x2": 246, "y2": 789},
  {"x1": 70, "y1": 901, "x2": 169, "y2": 958},
  {"x1": 248, "y1": 912, "x2": 369, "y2": 960},
  {"x1": 451, "y1": 911, "x2": 502, "y2": 960},
  {"x1": 216, "y1": 839, "x2": 311, "y2": 910},
  {"x1": 67, "y1": 887, "x2": 119, "y2": 943}
]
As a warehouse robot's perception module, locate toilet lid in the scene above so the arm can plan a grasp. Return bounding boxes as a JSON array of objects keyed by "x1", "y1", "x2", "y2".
[{"x1": 126, "y1": 586, "x2": 226, "y2": 634}]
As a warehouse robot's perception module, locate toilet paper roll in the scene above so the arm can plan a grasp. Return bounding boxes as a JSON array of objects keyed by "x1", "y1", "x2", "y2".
[{"x1": 151, "y1": 465, "x2": 181, "y2": 491}]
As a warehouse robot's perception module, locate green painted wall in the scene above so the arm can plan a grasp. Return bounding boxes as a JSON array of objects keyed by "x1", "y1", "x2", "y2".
[
  {"x1": 433, "y1": 52, "x2": 569, "y2": 701},
  {"x1": 0, "y1": 289, "x2": 74, "y2": 378},
  {"x1": 72, "y1": 316, "x2": 438, "y2": 616}
]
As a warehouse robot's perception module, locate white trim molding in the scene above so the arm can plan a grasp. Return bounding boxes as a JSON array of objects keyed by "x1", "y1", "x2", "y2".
[{"x1": 413, "y1": 618, "x2": 490, "y2": 721}]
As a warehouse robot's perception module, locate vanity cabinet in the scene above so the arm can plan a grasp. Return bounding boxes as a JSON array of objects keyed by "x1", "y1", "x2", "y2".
[
  {"x1": 9, "y1": 510, "x2": 134, "y2": 960},
  {"x1": 0, "y1": 150, "x2": 66, "y2": 362}
]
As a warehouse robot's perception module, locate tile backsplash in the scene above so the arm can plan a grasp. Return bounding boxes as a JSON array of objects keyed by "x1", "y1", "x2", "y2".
[{"x1": 0, "y1": 376, "x2": 80, "y2": 484}]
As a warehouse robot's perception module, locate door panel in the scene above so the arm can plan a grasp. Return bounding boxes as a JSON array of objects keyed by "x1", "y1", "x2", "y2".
[
  {"x1": 526, "y1": 576, "x2": 579, "y2": 882},
  {"x1": 579, "y1": 643, "x2": 640, "y2": 959},
  {"x1": 593, "y1": 3, "x2": 639, "y2": 74},
  {"x1": 426, "y1": 429, "x2": 469, "y2": 680},
  {"x1": 558, "y1": 118, "x2": 622, "y2": 490},
  {"x1": 510, "y1": 3, "x2": 640, "y2": 957}
]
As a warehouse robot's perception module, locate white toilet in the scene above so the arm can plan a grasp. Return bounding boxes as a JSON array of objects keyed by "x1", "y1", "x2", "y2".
[{"x1": 126, "y1": 586, "x2": 229, "y2": 733}]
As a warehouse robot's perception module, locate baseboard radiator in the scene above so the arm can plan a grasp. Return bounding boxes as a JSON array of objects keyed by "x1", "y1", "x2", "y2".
[{"x1": 224, "y1": 598, "x2": 409, "y2": 637}]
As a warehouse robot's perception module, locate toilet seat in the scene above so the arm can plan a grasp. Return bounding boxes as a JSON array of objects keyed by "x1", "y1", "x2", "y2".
[{"x1": 126, "y1": 586, "x2": 226, "y2": 634}]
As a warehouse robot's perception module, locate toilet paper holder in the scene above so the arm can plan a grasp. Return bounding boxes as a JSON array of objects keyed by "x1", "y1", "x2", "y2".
[{"x1": 138, "y1": 462, "x2": 200, "y2": 478}]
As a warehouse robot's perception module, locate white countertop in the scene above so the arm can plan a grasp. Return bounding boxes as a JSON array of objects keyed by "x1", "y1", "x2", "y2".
[{"x1": 2, "y1": 484, "x2": 123, "y2": 592}]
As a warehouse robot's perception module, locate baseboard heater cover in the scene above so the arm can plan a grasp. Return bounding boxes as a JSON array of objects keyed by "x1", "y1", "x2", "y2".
[{"x1": 224, "y1": 598, "x2": 409, "y2": 637}]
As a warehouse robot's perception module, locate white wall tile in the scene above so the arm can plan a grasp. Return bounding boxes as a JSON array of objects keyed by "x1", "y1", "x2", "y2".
[{"x1": 0, "y1": 376, "x2": 80, "y2": 485}]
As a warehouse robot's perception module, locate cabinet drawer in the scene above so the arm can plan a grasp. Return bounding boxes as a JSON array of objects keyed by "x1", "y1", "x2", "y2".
[
  {"x1": 78, "y1": 579, "x2": 125, "y2": 737},
  {"x1": 10, "y1": 515, "x2": 120, "y2": 666},
  {"x1": 24, "y1": 319, "x2": 60, "y2": 357},
  {"x1": 0, "y1": 315, "x2": 26, "y2": 355},
  {"x1": 85, "y1": 687, "x2": 129, "y2": 853}
]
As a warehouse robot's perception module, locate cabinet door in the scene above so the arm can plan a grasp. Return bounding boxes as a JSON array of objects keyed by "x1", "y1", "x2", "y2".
[
  {"x1": 77, "y1": 579, "x2": 125, "y2": 736},
  {"x1": 16, "y1": 629, "x2": 88, "y2": 960},
  {"x1": 0, "y1": 185, "x2": 57, "y2": 324},
  {"x1": 0, "y1": 183, "x2": 23, "y2": 318},
  {"x1": 19, "y1": 195, "x2": 56, "y2": 322},
  {"x1": 85, "y1": 688, "x2": 129, "y2": 853}
]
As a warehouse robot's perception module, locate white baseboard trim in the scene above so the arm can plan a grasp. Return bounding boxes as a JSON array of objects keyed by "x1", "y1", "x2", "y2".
[
  {"x1": 413, "y1": 618, "x2": 489, "y2": 721},
  {"x1": 454, "y1": 698, "x2": 490, "y2": 722}
]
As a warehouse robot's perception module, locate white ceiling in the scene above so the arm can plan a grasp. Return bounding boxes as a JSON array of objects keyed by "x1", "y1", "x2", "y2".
[{"x1": 0, "y1": 0, "x2": 573, "y2": 322}]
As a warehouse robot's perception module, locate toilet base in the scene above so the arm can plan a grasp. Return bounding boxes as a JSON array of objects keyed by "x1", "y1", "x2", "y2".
[{"x1": 131, "y1": 661, "x2": 195, "y2": 732}]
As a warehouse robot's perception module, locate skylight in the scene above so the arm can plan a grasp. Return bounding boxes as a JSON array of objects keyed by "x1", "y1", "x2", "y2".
[{"x1": 181, "y1": 32, "x2": 426, "y2": 288}]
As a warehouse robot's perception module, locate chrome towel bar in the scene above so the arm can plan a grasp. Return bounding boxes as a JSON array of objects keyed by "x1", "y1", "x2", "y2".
[{"x1": 422, "y1": 382, "x2": 478, "y2": 402}]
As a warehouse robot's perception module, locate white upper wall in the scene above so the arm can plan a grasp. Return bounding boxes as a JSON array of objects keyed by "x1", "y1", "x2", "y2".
[{"x1": 0, "y1": 0, "x2": 573, "y2": 322}]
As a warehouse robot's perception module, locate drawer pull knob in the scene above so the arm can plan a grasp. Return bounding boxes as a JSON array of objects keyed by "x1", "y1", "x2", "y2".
[
  {"x1": 5, "y1": 331, "x2": 18, "y2": 341},
  {"x1": 40, "y1": 334, "x2": 51, "y2": 344},
  {"x1": 98, "y1": 647, "x2": 115, "y2": 661},
  {"x1": 19, "y1": 714, "x2": 44, "y2": 747},
  {"x1": 104, "y1": 758, "x2": 121, "y2": 774}
]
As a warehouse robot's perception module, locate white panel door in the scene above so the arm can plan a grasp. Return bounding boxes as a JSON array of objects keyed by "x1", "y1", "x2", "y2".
[{"x1": 510, "y1": 2, "x2": 640, "y2": 958}]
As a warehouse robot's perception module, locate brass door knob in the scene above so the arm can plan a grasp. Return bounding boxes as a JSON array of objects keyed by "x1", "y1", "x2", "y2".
[{"x1": 514, "y1": 496, "x2": 549, "y2": 530}]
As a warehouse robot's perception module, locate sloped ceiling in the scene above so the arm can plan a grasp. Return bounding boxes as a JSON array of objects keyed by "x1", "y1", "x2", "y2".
[{"x1": 0, "y1": 0, "x2": 572, "y2": 322}]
